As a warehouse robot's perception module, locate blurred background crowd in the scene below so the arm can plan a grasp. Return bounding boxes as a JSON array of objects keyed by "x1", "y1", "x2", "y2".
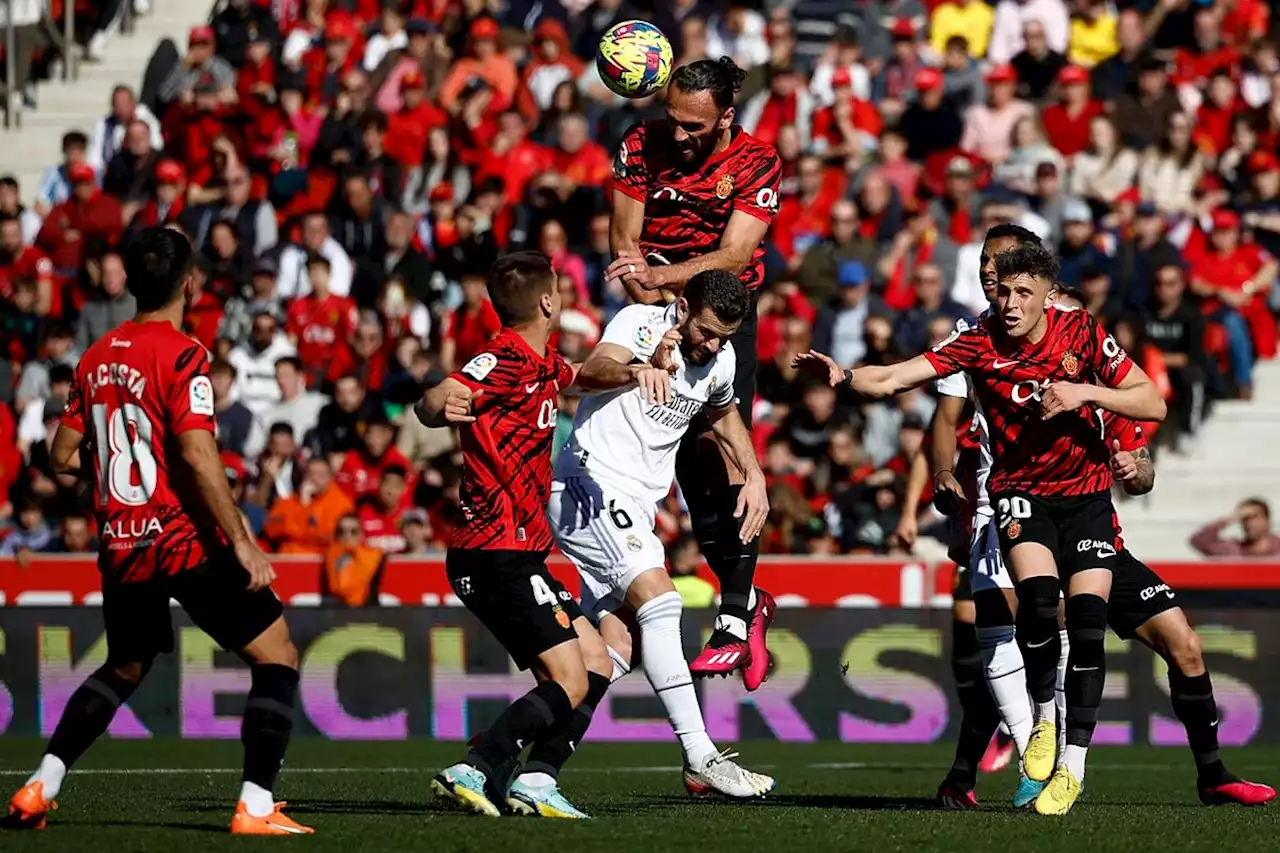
[{"x1": 0, "y1": 0, "x2": 1276, "y2": 567}]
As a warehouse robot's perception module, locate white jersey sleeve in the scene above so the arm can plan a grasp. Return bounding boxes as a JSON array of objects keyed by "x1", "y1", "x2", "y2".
[
  {"x1": 599, "y1": 303, "x2": 668, "y2": 361},
  {"x1": 934, "y1": 316, "x2": 977, "y2": 398},
  {"x1": 708, "y1": 348, "x2": 737, "y2": 410}
]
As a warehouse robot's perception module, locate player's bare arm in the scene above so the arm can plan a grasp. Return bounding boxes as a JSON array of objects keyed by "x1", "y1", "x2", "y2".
[
  {"x1": 609, "y1": 211, "x2": 770, "y2": 297},
  {"x1": 50, "y1": 423, "x2": 85, "y2": 477},
  {"x1": 792, "y1": 350, "x2": 942, "y2": 398},
  {"x1": 930, "y1": 395, "x2": 968, "y2": 516},
  {"x1": 608, "y1": 190, "x2": 662, "y2": 305},
  {"x1": 896, "y1": 448, "x2": 929, "y2": 549},
  {"x1": 705, "y1": 404, "x2": 768, "y2": 542},
  {"x1": 1041, "y1": 366, "x2": 1167, "y2": 423},
  {"x1": 576, "y1": 341, "x2": 673, "y2": 405},
  {"x1": 178, "y1": 429, "x2": 276, "y2": 591},
  {"x1": 416, "y1": 377, "x2": 482, "y2": 427},
  {"x1": 1111, "y1": 441, "x2": 1155, "y2": 496}
]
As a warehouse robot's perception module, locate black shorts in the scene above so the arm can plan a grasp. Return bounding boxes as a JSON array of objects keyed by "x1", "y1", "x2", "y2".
[
  {"x1": 446, "y1": 548, "x2": 582, "y2": 670},
  {"x1": 992, "y1": 489, "x2": 1123, "y2": 580},
  {"x1": 1106, "y1": 550, "x2": 1179, "y2": 638},
  {"x1": 103, "y1": 551, "x2": 284, "y2": 664}
]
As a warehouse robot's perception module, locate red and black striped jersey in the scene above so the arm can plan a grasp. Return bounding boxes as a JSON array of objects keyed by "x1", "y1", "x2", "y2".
[
  {"x1": 62, "y1": 320, "x2": 225, "y2": 583},
  {"x1": 1097, "y1": 410, "x2": 1146, "y2": 452},
  {"x1": 923, "y1": 306, "x2": 1135, "y2": 498},
  {"x1": 612, "y1": 121, "x2": 781, "y2": 292},
  {"x1": 450, "y1": 329, "x2": 574, "y2": 551}
]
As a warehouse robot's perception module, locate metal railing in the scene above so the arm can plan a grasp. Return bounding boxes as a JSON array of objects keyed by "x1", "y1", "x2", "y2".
[{"x1": 1, "y1": 0, "x2": 80, "y2": 129}]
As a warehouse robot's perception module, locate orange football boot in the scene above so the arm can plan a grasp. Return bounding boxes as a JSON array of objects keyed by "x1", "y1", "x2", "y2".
[
  {"x1": 8, "y1": 781, "x2": 56, "y2": 829},
  {"x1": 229, "y1": 801, "x2": 314, "y2": 835}
]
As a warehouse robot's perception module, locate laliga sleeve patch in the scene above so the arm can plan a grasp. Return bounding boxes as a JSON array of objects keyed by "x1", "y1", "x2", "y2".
[
  {"x1": 462, "y1": 352, "x2": 498, "y2": 381},
  {"x1": 189, "y1": 375, "x2": 215, "y2": 416},
  {"x1": 635, "y1": 325, "x2": 656, "y2": 350}
]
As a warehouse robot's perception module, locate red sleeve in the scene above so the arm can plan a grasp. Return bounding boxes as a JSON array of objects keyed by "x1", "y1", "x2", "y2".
[
  {"x1": 62, "y1": 368, "x2": 86, "y2": 434},
  {"x1": 733, "y1": 145, "x2": 783, "y2": 224},
  {"x1": 166, "y1": 342, "x2": 217, "y2": 435},
  {"x1": 450, "y1": 341, "x2": 519, "y2": 410},
  {"x1": 612, "y1": 122, "x2": 649, "y2": 203},
  {"x1": 1080, "y1": 311, "x2": 1134, "y2": 387},
  {"x1": 1102, "y1": 412, "x2": 1146, "y2": 452},
  {"x1": 553, "y1": 351, "x2": 574, "y2": 388},
  {"x1": 922, "y1": 325, "x2": 986, "y2": 377}
]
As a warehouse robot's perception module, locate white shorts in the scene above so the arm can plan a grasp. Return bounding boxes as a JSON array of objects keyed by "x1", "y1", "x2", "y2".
[
  {"x1": 969, "y1": 514, "x2": 1013, "y2": 594},
  {"x1": 548, "y1": 475, "x2": 666, "y2": 621}
]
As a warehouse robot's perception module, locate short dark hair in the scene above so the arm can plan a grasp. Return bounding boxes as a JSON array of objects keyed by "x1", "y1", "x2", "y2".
[
  {"x1": 684, "y1": 269, "x2": 750, "y2": 324},
  {"x1": 62, "y1": 131, "x2": 88, "y2": 151},
  {"x1": 276, "y1": 355, "x2": 304, "y2": 373},
  {"x1": 123, "y1": 227, "x2": 195, "y2": 312},
  {"x1": 1241, "y1": 497, "x2": 1270, "y2": 518},
  {"x1": 359, "y1": 110, "x2": 388, "y2": 133},
  {"x1": 671, "y1": 56, "x2": 747, "y2": 110},
  {"x1": 995, "y1": 241, "x2": 1060, "y2": 284},
  {"x1": 984, "y1": 222, "x2": 1042, "y2": 247},
  {"x1": 1052, "y1": 286, "x2": 1085, "y2": 308},
  {"x1": 0, "y1": 176, "x2": 17, "y2": 192},
  {"x1": 487, "y1": 251, "x2": 555, "y2": 326},
  {"x1": 382, "y1": 464, "x2": 408, "y2": 480},
  {"x1": 269, "y1": 422, "x2": 295, "y2": 437},
  {"x1": 305, "y1": 252, "x2": 331, "y2": 272},
  {"x1": 210, "y1": 358, "x2": 236, "y2": 378},
  {"x1": 49, "y1": 364, "x2": 75, "y2": 385}
]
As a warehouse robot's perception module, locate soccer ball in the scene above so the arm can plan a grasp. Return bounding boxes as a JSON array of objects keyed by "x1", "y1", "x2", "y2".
[{"x1": 596, "y1": 20, "x2": 673, "y2": 99}]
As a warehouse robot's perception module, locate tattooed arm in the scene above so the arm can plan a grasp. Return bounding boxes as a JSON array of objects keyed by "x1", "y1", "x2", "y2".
[{"x1": 1111, "y1": 441, "x2": 1155, "y2": 496}]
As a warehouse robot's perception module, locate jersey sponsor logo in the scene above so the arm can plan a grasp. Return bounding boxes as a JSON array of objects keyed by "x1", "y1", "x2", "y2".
[
  {"x1": 189, "y1": 375, "x2": 215, "y2": 416},
  {"x1": 754, "y1": 187, "x2": 778, "y2": 211},
  {"x1": 1077, "y1": 538, "x2": 1117, "y2": 559},
  {"x1": 715, "y1": 173, "x2": 734, "y2": 200},
  {"x1": 1140, "y1": 582, "x2": 1174, "y2": 601},
  {"x1": 1101, "y1": 334, "x2": 1127, "y2": 371},
  {"x1": 1011, "y1": 378, "x2": 1050, "y2": 404},
  {"x1": 461, "y1": 352, "x2": 497, "y2": 381},
  {"x1": 536, "y1": 399, "x2": 558, "y2": 430},
  {"x1": 102, "y1": 516, "x2": 164, "y2": 545},
  {"x1": 653, "y1": 186, "x2": 683, "y2": 202},
  {"x1": 454, "y1": 576, "x2": 472, "y2": 595}
]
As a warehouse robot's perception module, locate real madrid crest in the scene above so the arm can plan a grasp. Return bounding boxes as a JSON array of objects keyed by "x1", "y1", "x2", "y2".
[
  {"x1": 626, "y1": 534, "x2": 643, "y2": 552},
  {"x1": 1006, "y1": 521, "x2": 1022, "y2": 540},
  {"x1": 715, "y1": 173, "x2": 734, "y2": 200},
  {"x1": 1061, "y1": 351, "x2": 1079, "y2": 377}
]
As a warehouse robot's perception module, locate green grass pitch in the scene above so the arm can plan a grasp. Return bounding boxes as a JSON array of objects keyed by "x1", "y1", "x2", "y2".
[{"x1": 0, "y1": 740, "x2": 1275, "y2": 851}]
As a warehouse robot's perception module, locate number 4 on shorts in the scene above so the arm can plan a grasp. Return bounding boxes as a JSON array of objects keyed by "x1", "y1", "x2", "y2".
[{"x1": 529, "y1": 574, "x2": 558, "y2": 606}]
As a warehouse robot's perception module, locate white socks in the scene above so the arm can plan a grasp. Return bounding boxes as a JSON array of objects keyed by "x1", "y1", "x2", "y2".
[
  {"x1": 1062, "y1": 744, "x2": 1087, "y2": 781},
  {"x1": 1056, "y1": 628, "x2": 1070, "y2": 759},
  {"x1": 239, "y1": 781, "x2": 275, "y2": 818},
  {"x1": 27, "y1": 754, "x2": 67, "y2": 800},
  {"x1": 635, "y1": 591, "x2": 716, "y2": 766},
  {"x1": 712, "y1": 587, "x2": 756, "y2": 642},
  {"x1": 606, "y1": 644, "x2": 632, "y2": 683},
  {"x1": 977, "y1": 625, "x2": 1032, "y2": 757},
  {"x1": 516, "y1": 771, "x2": 556, "y2": 789}
]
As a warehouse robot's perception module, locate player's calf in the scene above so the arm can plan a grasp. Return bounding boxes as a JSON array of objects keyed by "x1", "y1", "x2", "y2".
[{"x1": 1060, "y1": 593, "x2": 1107, "y2": 785}]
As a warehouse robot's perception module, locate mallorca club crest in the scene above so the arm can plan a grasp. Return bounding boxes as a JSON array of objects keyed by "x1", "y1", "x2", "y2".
[
  {"x1": 1006, "y1": 520, "x2": 1022, "y2": 540},
  {"x1": 1061, "y1": 351, "x2": 1080, "y2": 377},
  {"x1": 552, "y1": 605, "x2": 571, "y2": 629},
  {"x1": 715, "y1": 172, "x2": 734, "y2": 200}
]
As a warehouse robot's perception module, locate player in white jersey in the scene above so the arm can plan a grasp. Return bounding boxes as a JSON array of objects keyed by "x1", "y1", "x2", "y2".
[{"x1": 531, "y1": 270, "x2": 775, "y2": 811}]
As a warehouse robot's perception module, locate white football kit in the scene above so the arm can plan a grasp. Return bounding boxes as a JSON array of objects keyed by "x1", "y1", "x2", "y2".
[
  {"x1": 549, "y1": 303, "x2": 737, "y2": 619},
  {"x1": 935, "y1": 313, "x2": 1012, "y2": 594}
]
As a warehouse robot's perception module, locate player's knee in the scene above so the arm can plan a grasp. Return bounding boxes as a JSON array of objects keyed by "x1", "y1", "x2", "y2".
[
  {"x1": 1065, "y1": 593, "x2": 1108, "y2": 642},
  {"x1": 1016, "y1": 576, "x2": 1060, "y2": 624},
  {"x1": 1166, "y1": 626, "x2": 1204, "y2": 676},
  {"x1": 555, "y1": 665, "x2": 590, "y2": 708},
  {"x1": 635, "y1": 590, "x2": 683, "y2": 630}
]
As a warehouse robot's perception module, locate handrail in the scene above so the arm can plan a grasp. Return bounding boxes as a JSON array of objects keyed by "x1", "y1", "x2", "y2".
[
  {"x1": 2, "y1": 0, "x2": 80, "y2": 129},
  {"x1": 2, "y1": 0, "x2": 16, "y2": 129}
]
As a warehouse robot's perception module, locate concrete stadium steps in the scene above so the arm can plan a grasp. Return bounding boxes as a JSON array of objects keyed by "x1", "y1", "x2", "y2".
[
  {"x1": 5, "y1": 2, "x2": 210, "y2": 203},
  {"x1": 1118, "y1": 360, "x2": 1280, "y2": 559}
]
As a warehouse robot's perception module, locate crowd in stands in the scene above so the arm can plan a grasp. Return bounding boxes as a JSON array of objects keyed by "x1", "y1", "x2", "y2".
[{"x1": 0, "y1": 0, "x2": 1276, "y2": 562}]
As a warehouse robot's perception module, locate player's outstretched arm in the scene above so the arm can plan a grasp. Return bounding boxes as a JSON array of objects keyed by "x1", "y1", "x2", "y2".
[
  {"x1": 608, "y1": 191, "x2": 663, "y2": 305},
  {"x1": 416, "y1": 378, "x2": 481, "y2": 428},
  {"x1": 575, "y1": 342, "x2": 673, "y2": 404},
  {"x1": 792, "y1": 350, "x2": 941, "y2": 398},
  {"x1": 49, "y1": 424, "x2": 85, "y2": 477},
  {"x1": 706, "y1": 405, "x2": 769, "y2": 543},
  {"x1": 178, "y1": 429, "x2": 276, "y2": 591}
]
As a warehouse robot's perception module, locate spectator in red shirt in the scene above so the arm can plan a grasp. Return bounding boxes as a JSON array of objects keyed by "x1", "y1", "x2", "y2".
[
  {"x1": 183, "y1": 256, "x2": 225, "y2": 352},
  {"x1": 304, "y1": 15, "x2": 362, "y2": 105},
  {"x1": 549, "y1": 112, "x2": 610, "y2": 194},
  {"x1": 34, "y1": 163, "x2": 123, "y2": 277},
  {"x1": 742, "y1": 64, "x2": 815, "y2": 150},
  {"x1": 385, "y1": 68, "x2": 447, "y2": 167},
  {"x1": 774, "y1": 154, "x2": 838, "y2": 265},
  {"x1": 472, "y1": 110, "x2": 552, "y2": 207},
  {"x1": 516, "y1": 18, "x2": 585, "y2": 121},
  {"x1": 1189, "y1": 209, "x2": 1278, "y2": 386},
  {"x1": 336, "y1": 412, "x2": 412, "y2": 500},
  {"x1": 127, "y1": 159, "x2": 190, "y2": 240},
  {"x1": 357, "y1": 464, "x2": 414, "y2": 553},
  {"x1": 287, "y1": 254, "x2": 358, "y2": 385},
  {"x1": 326, "y1": 311, "x2": 390, "y2": 393},
  {"x1": 1193, "y1": 69, "x2": 1242, "y2": 157},
  {"x1": 1040, "y1": 64, "x2": 1102, "y2": 157},
  {"x1": 0, "y1": 214, "x2": 56, "y2": 317},
  {"x1": 438, "y1": 17, "x2": 518, "y2": 114},
  {"x1": 440, "y1": 270, "x2": 501, "y2": 371},
  {"x1": 810, "y1": 68, "x2": 883, "y2": 159}
]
